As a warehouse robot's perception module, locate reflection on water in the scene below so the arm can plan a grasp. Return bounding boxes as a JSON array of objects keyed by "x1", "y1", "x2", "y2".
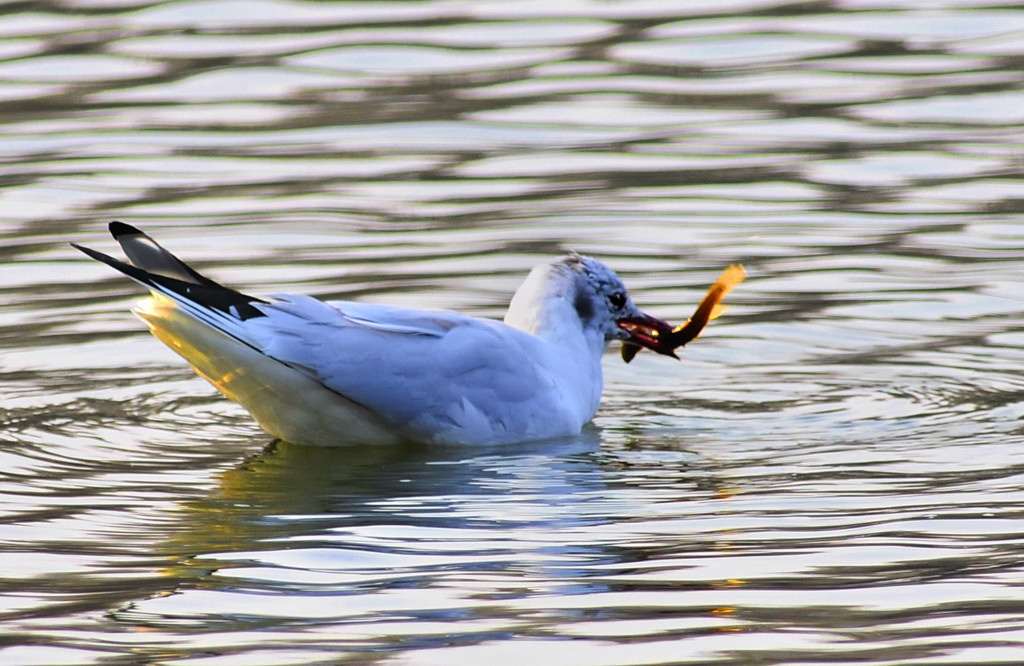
[{"x1": 3, "y1": 0, "x2": 1024, "y2": 662}]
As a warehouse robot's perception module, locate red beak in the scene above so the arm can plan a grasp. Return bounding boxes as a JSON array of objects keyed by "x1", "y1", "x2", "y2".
[{"x1": 616, "y1": 313, "x2": 678, "y2": 362}]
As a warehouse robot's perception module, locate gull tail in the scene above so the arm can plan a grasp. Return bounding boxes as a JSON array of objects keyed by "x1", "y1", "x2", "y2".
[
  {"x1": 73, "y1": 222, "x2": 403, "y2": 446},
  {"x1": 72, "y1": 221, "x2": 268, "y2": 328}
]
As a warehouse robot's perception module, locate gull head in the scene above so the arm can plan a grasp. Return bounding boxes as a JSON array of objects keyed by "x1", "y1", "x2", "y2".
[{"x1": 505, "y1": 253, "x2": 677, "y2": 358}]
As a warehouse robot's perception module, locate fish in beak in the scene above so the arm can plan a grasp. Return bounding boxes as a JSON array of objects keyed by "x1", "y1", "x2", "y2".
[
  {"x1": 618, "y1": 264, "x2": 745, "y2": 363},
  {"x1": 617, "y1": 313, "x2": 679, "y2": 360}
]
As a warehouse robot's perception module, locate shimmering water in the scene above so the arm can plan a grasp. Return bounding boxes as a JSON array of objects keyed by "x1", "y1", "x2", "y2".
[{"x1": 3, "y1": 0, "x2": 1024, "y2": 663}]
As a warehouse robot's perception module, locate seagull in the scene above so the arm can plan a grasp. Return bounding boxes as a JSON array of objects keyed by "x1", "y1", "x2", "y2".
[{"x1": 73, "y1": 223, "x2": 680, "y2": 447}]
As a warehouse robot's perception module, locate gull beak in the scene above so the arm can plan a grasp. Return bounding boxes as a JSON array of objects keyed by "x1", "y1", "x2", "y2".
[{"x1": 617, "y1": 313, "x2": 678, "y2": 362}]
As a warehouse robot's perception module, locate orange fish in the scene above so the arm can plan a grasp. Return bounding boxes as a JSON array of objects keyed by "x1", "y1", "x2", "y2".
[{"x1": 620, "y1": 264, "x2": 745, "y2": 363}]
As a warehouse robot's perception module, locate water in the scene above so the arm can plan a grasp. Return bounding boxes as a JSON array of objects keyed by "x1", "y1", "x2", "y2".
[{"x1": 3, "y1": 0, "x2": 1024, "y2": 663}]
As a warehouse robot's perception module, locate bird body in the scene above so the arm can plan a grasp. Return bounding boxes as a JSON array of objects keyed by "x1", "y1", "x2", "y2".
[{"x1": 75, "y1": 224, "x2": 677, "y2": 446}]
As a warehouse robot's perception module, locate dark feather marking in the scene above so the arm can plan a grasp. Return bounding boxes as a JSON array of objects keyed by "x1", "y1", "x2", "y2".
[
  {"x1": 573, "y1": 289, "x2": 594, "y2": 323},
  {"x1": 109, "y1": 220, "x2": 225, "y2": 288},
  {"x1": 72, "y1": 243, "x2": 267, "y2": 320}
]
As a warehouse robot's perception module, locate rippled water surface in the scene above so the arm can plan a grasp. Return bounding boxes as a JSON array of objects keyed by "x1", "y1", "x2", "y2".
[{"x1": 4, "y1": 0, "x2": 1024, "y2": 663}]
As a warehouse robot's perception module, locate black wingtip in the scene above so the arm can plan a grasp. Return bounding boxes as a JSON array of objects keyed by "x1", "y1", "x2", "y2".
[
  {"x1": 71, "y1": 241, "x2": 133, "y2": 273},
  {"x1": 109, "y1": 220, "x2": 143, "y2": 239},
  {"x1": 76, "y1": 227, "x2": 269, "y2": 321}
]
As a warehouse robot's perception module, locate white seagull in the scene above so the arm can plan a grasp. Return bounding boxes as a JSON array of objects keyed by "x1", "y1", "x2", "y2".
[{"x1": 74, "y1": 223, "x2": 681, "y2": 447}]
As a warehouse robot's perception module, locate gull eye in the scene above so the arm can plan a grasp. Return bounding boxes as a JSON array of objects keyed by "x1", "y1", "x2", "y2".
[{"x1": 608, "y1": 291, "x2": 626, "y2": 309}]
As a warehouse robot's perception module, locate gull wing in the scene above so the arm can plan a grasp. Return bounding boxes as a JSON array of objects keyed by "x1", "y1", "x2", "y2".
[{"x1": 247, "y1": 296, "x2": 574, "y2": 444}]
